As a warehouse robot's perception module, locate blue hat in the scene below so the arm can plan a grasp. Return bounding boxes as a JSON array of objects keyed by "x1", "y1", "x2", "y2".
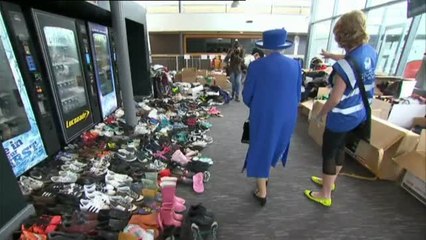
[{"x1": 255, "y1": 28, "x2": 293, "y2": 50}]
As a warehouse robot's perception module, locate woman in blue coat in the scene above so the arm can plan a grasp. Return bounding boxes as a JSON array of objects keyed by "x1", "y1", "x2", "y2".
[{"x1": 242, "y1": 29, "x2": 301, "y2": 206}]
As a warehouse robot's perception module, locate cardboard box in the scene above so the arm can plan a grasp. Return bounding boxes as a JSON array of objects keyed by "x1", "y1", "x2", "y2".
[
  {"x1": 370, "y1": 99, "x2": 426, "y2": 129},
  {"x1": 209, "y1": 73, "x2": 230, "y2": 90},
  {"x1": 181, "y1": 68, "x2": 197, "y2": 83},
  {"x1": 317, "y1": 87, "x2": 331, "y2": 98},
  {"x1": 394, "y1": 130, "x2": 426, "y2": 181},
  {"x1": 375, "y1": 75, "x2": 417, "y2": 98},
  {"x1": 401, "y1": 171, "x2": 426, "y2": 205},
  {"x1": 299, "y1": 100, "x2": 314, "y2": 118},
  {"x1": 308, "y1": 100, "x2": 416, "y2": 180},
  {"x1": 196, "y1": 69, "x2": 208, "y2": 78},
  {"x1": 299, "y1": 88, "x2": 329, "y2": 118},
  {"x1": 307, "y1": 101, "x2": 326, "y2": 146}
]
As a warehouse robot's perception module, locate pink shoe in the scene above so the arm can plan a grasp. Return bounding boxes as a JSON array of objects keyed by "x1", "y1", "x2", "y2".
[
  {"x1": 160, "y1": 203, "x2": 182, "y2": 227},
  {"x1": 160, "y1": 177, "x2": 186, "y2": 205},
  {"x1": 160, "y1": 182, "x2": 187, "y2": 212},
  {"x1": 171, "y1": 150, "x2": 190, "y2": 166},
  {"x1": 173, "y1": 212, "x2": 184, "y2": 221},
  {"x1": 208, "y1": 107, "x2": 220, "y2": 115},
  {"x1": 193, "y1": 172, "x2": 204, "y2": 193}
]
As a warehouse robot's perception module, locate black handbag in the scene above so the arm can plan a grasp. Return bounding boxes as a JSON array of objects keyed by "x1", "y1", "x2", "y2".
[
  {"x1": 345, "y1": 56, "x2": 372, "y2": 143},
  {"x1": 241, "y1": 120, "x2": 249, "y2": 144}
]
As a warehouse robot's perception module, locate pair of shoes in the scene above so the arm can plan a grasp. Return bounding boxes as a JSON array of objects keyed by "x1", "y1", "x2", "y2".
[
  {"x1": 252, "y1": 190, "x2": 267, "y2": 207},
  {"x1": 304, "y1": 190, "x2": 332, "y2": 207}
]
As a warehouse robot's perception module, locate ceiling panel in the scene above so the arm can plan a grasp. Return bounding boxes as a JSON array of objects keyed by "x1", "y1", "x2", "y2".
[{"x1": 136, "y1": 0, "x2": 312, "y2": 15}]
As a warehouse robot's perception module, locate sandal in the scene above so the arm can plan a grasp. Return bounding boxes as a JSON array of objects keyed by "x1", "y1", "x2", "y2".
[{"x1": 304, "y1": 190, "x2": 332, "y2": 207}]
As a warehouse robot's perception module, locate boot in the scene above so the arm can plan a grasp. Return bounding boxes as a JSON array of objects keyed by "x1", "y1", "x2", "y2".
[
  {"x1": 160, "y1": 203, "x2": 181, "y2": 227},
  {"x1": 160, "y1": 177, "x2": 186, "y2": 205},
  {"x1": 160, "y1": 182, "x2": 186, "y2": 213}
]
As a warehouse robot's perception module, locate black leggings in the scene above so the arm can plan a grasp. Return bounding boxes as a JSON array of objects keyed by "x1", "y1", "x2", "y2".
[{"x1": 322, "y1": 128, "x2": 349, "y2": 175}]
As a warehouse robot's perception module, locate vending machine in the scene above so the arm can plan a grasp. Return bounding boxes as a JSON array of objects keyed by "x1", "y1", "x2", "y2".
[
  {"x1": 0, "y1": 2, "x2": 61, "y2": 156},
  {"x1": 31, "y1": 9, "x2": 95, "y2": 143},
  {"x1": 87, "y1": 22, "x2": 118, "y2": 119},
  {"x1": 0, "y1": 7, "x2": 47, "y2": 176}
]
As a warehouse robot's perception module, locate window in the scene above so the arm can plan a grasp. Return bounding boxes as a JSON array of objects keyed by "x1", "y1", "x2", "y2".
[
  {"x1": 402, "y1": 13, "x2": 426, "y2": 78},
  {"x1": 366, "y1": 0, "x2": 394, "y2": 7},
  {"x1": 375, "y1": 2, "x2": 413, "y2": 74},
  {"x1": 336, "y1": 0, "x2": 366, "y2": 14},
  {"x1": 366, "y1": 7, "x2": 386, "y2": 49},
  {"x1": 306, "y1": 20, "x2": 332, "y2": 65},
  {"x1": 312, "y1": 0, "x2": 335, "y2": 21}
]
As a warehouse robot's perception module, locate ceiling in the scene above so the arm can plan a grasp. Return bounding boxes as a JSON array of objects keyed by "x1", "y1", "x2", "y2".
[{"x1": 134, "y1": 0, "x2": 312, "y2": 15}]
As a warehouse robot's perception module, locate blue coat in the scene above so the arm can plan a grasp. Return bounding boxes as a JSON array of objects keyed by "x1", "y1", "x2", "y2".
[{"x1": 242, "y1": 52, "x2": 301, "y2": 178}]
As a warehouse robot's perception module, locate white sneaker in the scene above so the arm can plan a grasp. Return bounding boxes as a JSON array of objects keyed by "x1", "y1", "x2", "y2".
[
  {"x1": 115, "y1": 108, "x2": 125, "y2": 118},
  {"x1": 190, "y1": 140, "x2": 207, "y2": 148},
  {"x1": 19, "y1": 176, "x2": 44, "y2": 191},
  {"x1": 134, "y1": 124, "x2": 150, "y2": 135}
]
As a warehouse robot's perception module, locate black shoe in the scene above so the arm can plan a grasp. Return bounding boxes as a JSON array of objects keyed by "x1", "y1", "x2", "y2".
[{"x1": 252, "y1": 191, "x2": 267, "y2": 207}]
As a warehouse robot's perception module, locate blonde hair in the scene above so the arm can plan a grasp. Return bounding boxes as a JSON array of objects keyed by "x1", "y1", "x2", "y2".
[{"x1": 333, "y1": 10, "x2": 369, "y2": 50}]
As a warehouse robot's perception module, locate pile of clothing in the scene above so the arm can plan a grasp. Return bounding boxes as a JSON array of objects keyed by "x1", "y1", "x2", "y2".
[{"x1": 15, "y1": 95, "x2": 222, "y2": 240}]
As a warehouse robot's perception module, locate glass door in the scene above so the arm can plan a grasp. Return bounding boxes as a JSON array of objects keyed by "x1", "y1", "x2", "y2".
[
  {"x1": 0, "y1": 10, "x2": 47, "y2": 176},
  {"x1": 33, "y1": 10, "x2": 93, "y2": 143},
  {"x1": 43, "y1": 26, "x2": 88, "y2": 114},
  {"x1": 0, "y1": 39, "x2": 30, "y2": 142},
  {"x1": 93, "y1": 33, "x2": 113, "y2": 96},
  {"x1": 88, "y1": 22, "x2": 117, "y2": 119}
]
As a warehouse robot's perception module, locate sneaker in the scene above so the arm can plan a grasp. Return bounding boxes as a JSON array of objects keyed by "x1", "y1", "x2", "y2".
[
  {"x1": 116, "y1": 152, "x2": 137, "y2": 162},
  {"x1": 116, "y1": 186, "x2": 144, "y2": 202},
  {"x1": 19, "y1": 176, "x2": 44, "y2": 191},
  {"x1": 51, "y1": 171, "x2": 78, "y2": 183},
  {"x1": 190, "y1": 140, "x2": 207, "y2": 149},
  {"x1": 192, "y1": 156, "x2": 213, "y2": 165},
  {"x1": 109, "y1": 196, "x2": 137, "y2": 212},
  {"x1": 61, "y1": 163, "x2": 83, "y2": 173}
]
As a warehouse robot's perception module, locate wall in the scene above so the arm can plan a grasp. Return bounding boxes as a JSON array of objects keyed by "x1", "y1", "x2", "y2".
[
  {"x1": 149, "y1": 32, "x2": 307, "y2": 55},
  {"x1": 146, "y1": 13, "x2": 309, "y2": 33},
  {"x1": 149, "y1": 33, "x2": 181, "y2": 54}
]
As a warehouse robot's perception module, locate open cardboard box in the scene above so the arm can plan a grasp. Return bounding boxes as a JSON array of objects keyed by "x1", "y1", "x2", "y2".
[
  {"x1": 299, "y1": 87, "x2": 330, "y2": 118},
  {"x1": 371, "y1": 99, "x2": 426, "y2": 129},
  {"x1": 209, "y1": 72, "x2": 230, "y2": 90},
  {"x1": 393, "y1": 130, "x2": 426, "y2": 204},
  {"x1": 308, "y1": 100, "x2": 417, "y2": 181},
  {"x1": 181, "y1": 68, "x2": 198, "y2": 83}
]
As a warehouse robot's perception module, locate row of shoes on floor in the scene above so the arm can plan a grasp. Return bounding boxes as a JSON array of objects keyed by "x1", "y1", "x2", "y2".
[{"x1": 16, "y1": 96, "x2": 221, "y2": 239}]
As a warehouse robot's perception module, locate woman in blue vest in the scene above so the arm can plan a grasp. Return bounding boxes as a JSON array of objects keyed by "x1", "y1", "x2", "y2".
[
  {"x1": 305, "y1": 10, "x2": 377, "y2": 207},
  {"x1": 243, "y1": 28, "x2": 301, "y2": 206}
]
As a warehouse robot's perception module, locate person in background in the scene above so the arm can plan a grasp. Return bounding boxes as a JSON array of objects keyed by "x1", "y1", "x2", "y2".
[
  {"x1": 242, "y1": 28, "x2": 301, "y2": 206},
  {"x1": 305, "y1": 10, "x2": 377, "y2": 207},
  {"x1": 252, "y1": 47, "x2": 265, "y2": 60},
  {"x1": 224, "y1": 42, "x2": 245, "y2": 101},
  {"x1": 211, "y1": 55, "x2": 222, "y2": 70}
]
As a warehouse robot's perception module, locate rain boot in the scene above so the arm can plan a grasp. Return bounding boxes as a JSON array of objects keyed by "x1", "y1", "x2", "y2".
[
  {"x1": 160, "y1": 177, "x2": 186, "y2": 204},
  {"x1": 160, "y1": 182, "x2": 186, "y2": 212},
  {"x1": 160, "y1": 203, "x2": 182, "y2": 227}
]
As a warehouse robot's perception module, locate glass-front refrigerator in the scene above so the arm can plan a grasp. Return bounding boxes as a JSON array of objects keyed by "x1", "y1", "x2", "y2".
[
  {"x1": 88, "y1": 22, "x2": 118, "y2": 119},
  {"x1": 0, "y1": 10, "x2": 47, "y2": 176},
  {"x1": 32, "y1": 10, "x2": 94, "y2": 143}
]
